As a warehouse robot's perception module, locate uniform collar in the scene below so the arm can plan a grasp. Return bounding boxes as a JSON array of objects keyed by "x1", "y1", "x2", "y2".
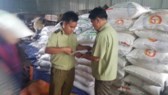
[{"x1": 98, "y1": 23, "x2": 109, "y2": 32}]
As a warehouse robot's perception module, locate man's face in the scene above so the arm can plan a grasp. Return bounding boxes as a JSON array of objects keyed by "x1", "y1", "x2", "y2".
[
  {"x1": 63, "y1": 21, "x2": 77, "y2": 35},
  {"x1": 91, "y1": 18, "x2": 100, "y2": 31}
]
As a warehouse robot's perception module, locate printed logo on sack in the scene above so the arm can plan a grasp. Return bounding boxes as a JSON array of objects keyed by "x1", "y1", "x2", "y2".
[
  {"x1": 115, "y1": 19, "x2": 124, "y2": 25},
  {"x1": 149, "y1": 15, "x2": 162, "y2": 24},
  {"x1": 148, "y1": 38, "x2": 157, "y2": 42},
  {"x1": 144, "y1": 49, "x2": 156, "y2": 57},
  {"x1": 119, "y1": 41, "x2": 130, "y2": 47}
]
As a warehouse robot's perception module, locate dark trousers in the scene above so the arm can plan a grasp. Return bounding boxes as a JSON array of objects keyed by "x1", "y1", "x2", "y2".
[
  {"x1": 49, "y1": 68, "x2": 75, "y2": 95},
  {"x1": 95, "y1": 80, "x2": 117, "y2": 95}
]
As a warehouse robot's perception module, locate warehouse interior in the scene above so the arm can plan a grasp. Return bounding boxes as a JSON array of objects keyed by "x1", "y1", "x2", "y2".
[{"x1": 0, "y1": 0, "x2": 168, "y2": 95}]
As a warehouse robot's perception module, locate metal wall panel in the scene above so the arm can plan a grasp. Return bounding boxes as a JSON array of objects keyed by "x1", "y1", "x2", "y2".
[
  {"x1": 99, "y1": 0, "x2": 111, "y2": 7},
  {"x1": 112, "y1": 0, "x2": 128, "y2": 5},
  {"x1": 127, "y1": 0, "x2": 143, "y2": 5},
  {"x1": 70, "y1": 0, "x2": 79, "y2": 12},
  {"x1": 0, "y1": 0, "x2": 168, "y2": 13},
  {"x1": 161, "y1": 0, "x2": 167, "y2": 9},
  {"x1": 0, "y1": 0, "x2": 36, "y2": 13},
  {"x1": 142, "y1": 0, "x2": 161, "y2": 9},
  {"x1": 89, "y1": 0, "x2": 96, "y2": 9},
  {"x1": 36, "y1": 0, "x2": 52, "y2": 13}
]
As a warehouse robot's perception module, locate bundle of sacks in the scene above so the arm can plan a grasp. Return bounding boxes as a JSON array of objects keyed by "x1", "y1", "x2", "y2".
[
  {"x1": 124, "y1": 10, "x2": 168, "y2": 95},
  {"x1": 74, "y1": 58, "x2": 95, "y2": 95},
  {"x1": 75, "y1": 2, "x2": 151, "y2": 95},
  {"x1": 34, "y1": 25, "x2": 57, "y2": 71},
  {"x1": 106, "y1": 2, "x2": 150, "y2": 56},
  {"x1": 105, "y1": 2, "x2": 151, "y2": 94},
  {"x1": 74, "y1": 14, "x2": 95, "y2": 95}
]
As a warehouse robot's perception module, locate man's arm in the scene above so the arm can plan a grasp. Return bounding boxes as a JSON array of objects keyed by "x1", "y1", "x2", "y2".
[
  {"x1": 74, "y1": 52, "x2": 99, "y2": 62},
  {"x1": 45, "y1": 47, "x2": 72, "y2": 55},
  {"x1": 76, "y1": 44, "x2": 92, "y2": 51}
]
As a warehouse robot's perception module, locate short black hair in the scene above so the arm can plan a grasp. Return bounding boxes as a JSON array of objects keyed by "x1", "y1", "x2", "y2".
[
  {"x1": 61, "y1": 11, "x2": 78, "y2": 22},
  {"x1": 89, "y1": 7, "x2": 107, "y2": 20}
]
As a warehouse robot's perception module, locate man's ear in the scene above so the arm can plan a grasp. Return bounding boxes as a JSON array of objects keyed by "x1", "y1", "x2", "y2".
[{"x1": 62, "y1": 21, "x2": 66, "y2": 28}]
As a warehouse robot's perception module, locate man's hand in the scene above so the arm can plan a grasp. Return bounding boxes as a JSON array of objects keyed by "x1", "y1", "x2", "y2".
[
  {"x1": 78, "y1": 53, "x2": 100, "y2": 62},
  {"x1": 74, "y1": 52, "x2": 83, "y2": 58},
  {"x1": 90, "y1": 56, "x2": 100, "y2": 62},
  {"x1": 63, "y1": 47, "x2": 73, "y2": 55},
  {"x1": 76, "y1": 45, "x2": 92, "y2": 51}
]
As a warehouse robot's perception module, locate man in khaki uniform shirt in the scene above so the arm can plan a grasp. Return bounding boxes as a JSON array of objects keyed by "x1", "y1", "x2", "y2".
[
  {"x1": 45, "y1": 11, "x2": 91, "y2": 95},
  {"x1": 78, "y1": 7, "x2": 118, "y2": 95}
]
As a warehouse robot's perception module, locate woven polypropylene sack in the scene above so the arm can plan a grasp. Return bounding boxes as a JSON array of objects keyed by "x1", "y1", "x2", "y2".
[
  {"x1": 130, "y1": 10, "x2": 168, "y2": 32},
  {"x1": 133, "y1": 38, "x2": 168, "y2": 52},
  {"x1": 124, "y1": 65, "x2": 168, "y2": 87},
  {"x1": 106, "y1": 2, "x2": 150, "y2": 19},
  {"x1": 124, "y1": 75, "x2": 162, "y2": 95}
]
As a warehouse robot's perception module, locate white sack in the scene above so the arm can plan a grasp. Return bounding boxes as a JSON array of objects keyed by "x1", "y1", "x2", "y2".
[
  {"x1": 133, "y1": 38, "x2": 168, "y2": 52},
  {"x1": 75, "y1": 74, "x2": 94, "y2": 87},
  {"x1": 130, "y1": 10, "x2": 168, "y2": 32},
  {"x1": 39, "y1": 54, "x2": 50, "y2": 61},
  {"x1": 106, "y1": 2, "x2": 150, "y2": 19},
  {"x1": 134, "y1": 30, "x2": 168, "y2": 42},
  {"x1": 75, "y1": 64, "x2": 92, "y2": 74},
  {"x1": 118, "y1": 56, "x2": 128, "y2": 68},
  {"x1": 75, "y1": 69, "x2": 94, "y2": 82},
  {"x1": 118, "y1": 85, "x2": 147, "y2": 95},
  {"x1": 124, "y1": 65, "x2": 168, "y2": 87},
  {"x1": 76, "y1": 58, "x2": 92, "y2": 65},
  {"x1": 117, "y1": 67, "x2": 125, "y2": 79},
  {"x1": 128, "y1": 60, "x2": 168, "y2": 73},
  {"x1": 127, "y1": 49, "x2": 168, "y2": 64},
  {"x1": 118, "y1": 33, "x2": 136, "y2": 56},
  {"x1": 77, "y1": 29, "x2": 96, "y2": 44},
  {"x1": 124, "y1": 75, "x2": 162, "y2": 95},
  {"x1": 73, "y1": 81, "x2": 95, "y2": 95}
]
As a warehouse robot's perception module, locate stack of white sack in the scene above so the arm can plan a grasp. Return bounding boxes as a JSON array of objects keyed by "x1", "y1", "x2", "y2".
[
  {"x1": 35, "y1": 26, "x2": 57, "y2": 71},
  {"x1": 124, "y1": 10, "x2": 168, "y2": 95},
  {"x1": 129, "y1": 10, "x2": 168, "y2": 74},
  {"x1": 75, "y1": 4, "x2": 148, "y2": 93},
  {"x1": 74, "y1": 58, "x2": 95, "y2": 95},
  {"x1": 105, "y1": 2, "x2": 148, "y2": 94},
  {"x1": 124, "y1": 66, "x2": 168, "y2": 95},
  {"x1": 74, "y1": 14, "x2": 95, "y2": 95},
  {"x1": 106, "y1": 2, "x2": 150, "y2": 32},
  {"x1": 76, "y1": 29, "x2": 136, "y2": 57},
  {"x1": 131, "y1": 10, "x2": 168, "y2": 53},
  {"x1": 126, "y1": 49, "x2": 168, "y2": 95}
]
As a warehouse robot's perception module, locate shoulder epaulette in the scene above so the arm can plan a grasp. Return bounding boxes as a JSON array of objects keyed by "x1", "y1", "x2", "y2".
[
  {"x1": 54, "y1": 29, "x2": 64, "y2": 35},
  {"x1": 54, "y1": 29, "x2": 61, "y2": 33}
]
